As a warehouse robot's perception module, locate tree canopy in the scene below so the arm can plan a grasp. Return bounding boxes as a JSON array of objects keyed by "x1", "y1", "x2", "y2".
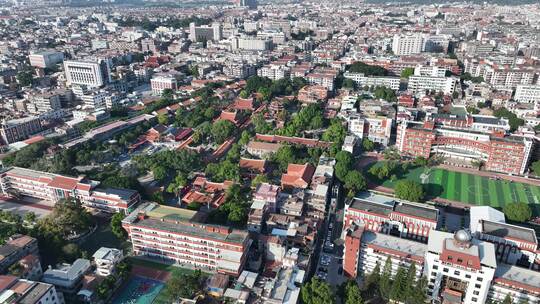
[
  {"x1": 395, "y1": 180, "x2": 425, "y2": 202},
  {"x1": 503, "y1": 202, "x2": 532, "y2": 222},
  {"x1": 348, "y1": 62, "x2": 389, "y2": 76},
  {"x1": 300, "y1": 278, "x2": 335, "y2": 304}
]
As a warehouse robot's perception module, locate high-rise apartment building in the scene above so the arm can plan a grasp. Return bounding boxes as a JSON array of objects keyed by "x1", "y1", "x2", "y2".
[
  {"x1": 29, "y1": 51, "x2": 64, "y2": 69},
  {"x1": 392, "y1": 33, "x2": 425, "y2": 56},
  {"x1": 63, "y1": 59, "x2": 112, "y2": 88},
  {"x1": 189, "y1": 23, "x2": 222, "y2": 42}
]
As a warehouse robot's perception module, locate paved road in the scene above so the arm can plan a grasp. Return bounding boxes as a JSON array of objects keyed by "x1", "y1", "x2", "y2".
[
  {"x1": 0, "y1": 197, "x2": 53, "y2": 218},
  {"x1": 313, "y1": 183, "x2": 347, "y2": 287}
]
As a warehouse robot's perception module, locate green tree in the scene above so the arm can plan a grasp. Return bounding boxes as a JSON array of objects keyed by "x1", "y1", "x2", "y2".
[
  {"x1": 16, "y1": 70, "x2": 34, "y2": 87},
  {"x1": 404, "y1": 262, "x2": 418, "y2": 302},
  {"x1": 300, "y1": 278, "x2": 335, "y2": 304},
  {"x1": 503, "y1": 202, "x2": 532, "y2": 222},
  {"x1": 383, "y1": 147, "x2": 401, "y2": 161},
  {"x1": 110, "y1": 213, "x2": 127, "y2": 239},
  {"x1": 493, "y1": 107, "x2": 524, "y2": 132},
  {"x1": 379, "y1": 257, "x2": 393, "y2": 300},
  {"x1": 342, "y1": 78, "x2": 356, "y2": 89},
  {"x1": 362, "y1": 138, "x2": 375, "y2": 151},
  {"x1": 272, "y1": 145, "x2": 296, "y2": 171},
  {"x1": 164, "y1": 270, "x2": 204, "y2": 301},
  {"x1": 23, "y1": 212, "x2": 36, "y2": 223},
  {"x1": 61, "y1": 243, "x2": 81, "y2": 262},
  {"x1": 414, "y1": 156, "x2": 428, "y2": 167},
  {"x1": 344, "y1": 280, "x2": 363, "y2": 304},
  {"x1": 343, "y1": 171, "x2": 367, "y2": 196},
  {"x1": 335, "y1": 151, "x2": 353, "y2": 168},
  {"x1": 239, "y1": 90, "x2": 249, "y2": 99},
  {"x1": 239, "y1": 130, "x2": 251, "y2": 146},
  {"x1": 205, "y1": 160, "x2": 239, "y2": 182},
  {"x1": 251, "y1": 174, "x2": 269, "y2": 188},
  {"x1": 530, "y1": 160, "x2": 540, "y2": 176},
  {"x1": 157, "y1": 114, "x2": 170, "y2": 125},
  {"x1": 467, "y1": 106, "x2": 480, "y2": 114},
  {"x1": 211, "y1": 120, "x2": 235, "y2": 144},
  {"x1": 348, "y1": 62, "x2": 388, "y2": 76},
  {"x1": 152, "y1": 165, "x2": 168, "y2": 182},
  {"x1": 502, "y1": 295, "x2": 512, "y2": 304},
  {"x1": 161, "y1": 88, "x2": 173, "y2": 99},
  {"x1": 390, "y1": 266, "x2": 407, "y2": 301},
  {"x1": 395, "y1": 180, "x2": 425, "y2": 202},
  {"x1": 364, "y1": 261, "x2": 380, "y2": 291},
  {"x1": 400, "y1": 67, "x2": 414, "y2": 78}
]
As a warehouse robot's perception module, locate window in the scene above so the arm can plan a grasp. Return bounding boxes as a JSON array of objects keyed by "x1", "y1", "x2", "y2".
[
  {"x1": 431, "y1": 271, "x2": 437, "y2": 276},
  {"x1": 448, "y1": 256, "x2": 453, "y2": 261},
  {"x1": 465, "y1": 274, "x2": 471, "y2": 279},
  {"x1": 443, "y1": 268, "x2": 449, "y2": 272},
  {"x1": 475, "y1": 284, "x2": 481, "y2": 289},
  {"x1": 454, "y1": 270, "x2": 460, "y2": 276},
  {"x1": 472, "y1": 298, "x2": 478, "y2": 302},
  {"x1": 477, "y1": 278, "x2": 483, "y2": 282},
  {"x1": 457, "y1": 258, "x2": 463, "y2": 263},
  {"x1": 473, "y1": 291, "x2": 479, "y2": 296},
  {"x1": 433, "y1": 265, "x2": 438, "y2": 270}
]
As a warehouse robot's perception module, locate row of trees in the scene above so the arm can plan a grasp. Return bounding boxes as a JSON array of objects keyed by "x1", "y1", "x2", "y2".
[{"x1": 365, "y1": 259, "x2": 427, "y2": 303}]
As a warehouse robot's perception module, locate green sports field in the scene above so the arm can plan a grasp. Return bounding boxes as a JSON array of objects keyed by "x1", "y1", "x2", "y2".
[{"x1": 365, "y1": 163, "x2": 540, "y2": 216}]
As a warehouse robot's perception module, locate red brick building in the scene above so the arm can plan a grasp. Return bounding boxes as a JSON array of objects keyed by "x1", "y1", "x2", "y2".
[{"x1": 396, "y1": 120, "x2": 533, "y2": 175}]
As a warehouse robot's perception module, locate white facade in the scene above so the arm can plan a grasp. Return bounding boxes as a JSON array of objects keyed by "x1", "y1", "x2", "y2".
[
  {"x1": 93, "y1": 247, "x2": 124, "y2": 277},
  {"x1": 515, "y1": 85, "x2": 540, "y2": 103},
  {"x1": 392, "y1": 33, "x2": 425, "y2": 56},
  {"x1": 150, "y1": 74, "x2": 180, "y2": 95},
  {"x1": 408, "y1": 76, "x2": 458, "y2": 94},
  {"x1": 64, "y1": 60, "x2": 110, "y2": 88},
  {"x1": 232, "y1": 37, "x2": 272, "y2": 51},
  {"x1": 425, "y1": 230, "x2": 497, "y2": 304},
  {"x1": 29, "y1": 51, "x2": 64, "y2": 69},
  {"x1": 344, "y1": 72, "x2": 400, "y2": 90},
  {"x1": 257, "y1": 65, "x2": 290, "y2": 80},
  {"x1": 414, "y1": 65, "x2": 447, "y2": 78}
]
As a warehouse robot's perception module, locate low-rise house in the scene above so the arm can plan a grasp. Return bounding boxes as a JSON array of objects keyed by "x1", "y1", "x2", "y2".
[
  {"x1": 0, "y1": 275, "x2": 62, "y2": 304},
  {"x1": 42, "y1": 259, "x2": 91, "y2": 303},
  {"x1": 0, "y1": 235, "x2": 39, "y2": 274},
  {"x1": 92, "y1": 247, "x2": 123, "y2": 277},
  {"x1": 281, "y1": 163, "x2": 315, "y2": 190},
  {"x1": 206, "y1": 273, "x2": 229, "y2": 297},
  {"x1": 247, "y1": 141, "x2": 282, "y2": 158}
]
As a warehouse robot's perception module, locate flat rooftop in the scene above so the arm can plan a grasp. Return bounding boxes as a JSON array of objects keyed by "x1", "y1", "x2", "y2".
[
  {"x1": 495, "y1": 263, "x2": 540, "y2": 291},
  {"x1": 362, "y1": 231, "x2": 427, "y2": 259},
  {"x1": 480, "y1": 220, "x2": 537, "y2": 244},
  {"x1": 124, "y1": 203, "x2": 247, "y2": 245}
]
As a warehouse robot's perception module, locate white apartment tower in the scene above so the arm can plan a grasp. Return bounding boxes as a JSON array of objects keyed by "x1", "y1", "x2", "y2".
[
  {"x1": 392, "y1": 33, "x2": 425, "y2": 56},
  {"x1": 63, "y1": 59, "x2": 112, "y2": 88}
]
